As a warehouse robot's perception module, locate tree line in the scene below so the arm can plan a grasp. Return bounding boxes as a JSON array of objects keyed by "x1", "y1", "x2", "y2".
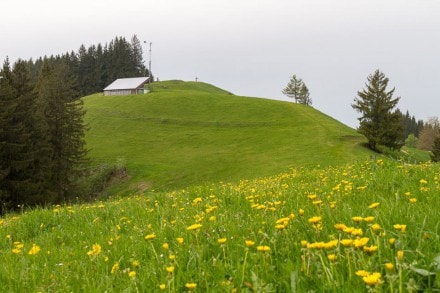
[
  {"x1": 22, "y1": 35, "x2": 149, "y2": 96},
  {"x1": 1, "y1": 35, "x2": 148, "y2": 213}
]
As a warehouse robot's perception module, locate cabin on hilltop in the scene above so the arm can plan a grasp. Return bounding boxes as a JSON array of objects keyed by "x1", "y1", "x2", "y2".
[{"x1": 103, "y1": 77, "x2": 150, "y2": 96}]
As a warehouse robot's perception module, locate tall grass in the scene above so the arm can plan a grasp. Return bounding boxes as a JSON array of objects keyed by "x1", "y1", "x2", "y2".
[{"x1": 1, "y1": 159, "x2": 439, "y2": 291}]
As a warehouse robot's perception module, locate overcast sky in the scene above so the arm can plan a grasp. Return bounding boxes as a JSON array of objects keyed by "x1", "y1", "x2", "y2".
[{"x1": 1, "y1": 0, "x2": 439, "y2": 127}]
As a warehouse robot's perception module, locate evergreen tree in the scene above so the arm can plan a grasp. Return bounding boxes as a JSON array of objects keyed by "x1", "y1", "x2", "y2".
[
  {"x1": 352, "y1": 70, "x2": 404, "y2": 151},
  {"x1": 282, "y1": 75, "x2": 312, "y2": 105},
  {"x1": 0, "y1": 59, "x2": 37, "y2": 212},
  {"x1": 298, "y1": 84, "x2": 312, "y2": 106},
  {"x1": 35, "y1": 60, "x2": 87, "y2": 200}
]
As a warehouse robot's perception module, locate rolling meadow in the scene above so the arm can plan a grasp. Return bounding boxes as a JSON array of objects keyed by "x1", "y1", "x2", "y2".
[{"x1": 1, "y1": 81, "x2": 439, "y2": 292}]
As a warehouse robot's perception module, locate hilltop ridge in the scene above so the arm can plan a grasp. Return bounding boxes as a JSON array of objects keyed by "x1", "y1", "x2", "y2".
[{"x1": 83, "y1": 80, "x2": 371, "y2": 194}]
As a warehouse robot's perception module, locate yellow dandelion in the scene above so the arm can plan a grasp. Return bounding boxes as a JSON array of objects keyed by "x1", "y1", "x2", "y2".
[
  {"x1": 169, "y1": 254, "x2": 176, "y2": 261},
  {"x1": 166, "y1": 266, "x2": 175, "y2": 273},
  {"x1": 362, "y1": 272, "x2": 381, "y2": 286},
  {"x1": 12, "y1": 248, "x2": 21, "y2": 254},
  {"x1": 363, "y1": 245, "x2": 378, "y2": 253},
  {"x1": 186, "y1": 223, "x2": 202, "y2": 231},
  {"x1": 128, "y1": 271, "x2": 136, "y2": 279},
  {"x1": 353, "y1": 237, "x2": 369, "y2": 248},
  {"x1": 257, "y1": 245, "x2": 271, "y2": 252},
  {"x1": 28, "y1": 244, "x2": 41, "y2": 255},
  {"x1": 340, "y1": 239, "x2": 353, "y2": 247},
  {"x1": 177, "y1": 237, "x2": 184, "y2": 244},
  {"x1": 111, "y1": 263, "x2": 119, "y2": 274},
  {"x1": 419, "y1": 179, "x2": 428, "y2": 184},
  {"x1": 87, "y1": 244, "x2": 102, "y2": 256},
  {"x1": 389, "y1": 237, "x2": 396, "y2": 245},
  {"x1": 300, "y1": 240, "x2": 308, "y2": 247},
  {"x1": 159, "y1": 284, "x2": 166, "y2": 290},
  {"x1": 132, "y1": 260, "x2": 140, "y2": 268},
  {"x1": 308, "y1": 216, "x2": 321, "y2": 224},
  {"x1": 144, "y1": 233, "x2": 156, "y2": 240},
  {"x1": 409, "y1": 198, "x2": 417, "y2": 203},
  {"x1": 298, "y1": 208, "x2": 305, "y2": 216},
  {"x1": 397, "y1": 250, "x2": 404, "y2": 261},
  {"x1": 334, "y1": 223, "x2": 347, "y2": 230},
  {"x1": 371, "y1": 223, "x2": 381, "y2": 232},
  {"x1": 363, "y1": 216, "x2": 375, "y2": 223},
  {"x1": 162, "y1": 242, "x2": 169, "y2": 250},
  {"x1": 356, "y1": 270, "x2": 370, "y2": 277},
  {"x1": 327, "y1": 254, "x2": 337, "y2": 261},
  {"x1": 185, "y1": 283, "x2": 197, "y2": 290},
  {"x1": 218, "y1": 238, "x2": 227, "y2": 244},
  {"x1": 368, "y1": 202, "x2": 380, "y2": 209},
  {"x1": 385, "y1": 262, "x2": 394, "y2": 272},
  {"x1": 352, "y1": 216, "x2": 363, "y2": 223}
]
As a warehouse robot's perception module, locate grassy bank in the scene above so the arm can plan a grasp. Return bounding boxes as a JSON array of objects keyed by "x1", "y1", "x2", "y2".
[{"x1": 1, "y1": 160, "x2": 439, "y2": 291}]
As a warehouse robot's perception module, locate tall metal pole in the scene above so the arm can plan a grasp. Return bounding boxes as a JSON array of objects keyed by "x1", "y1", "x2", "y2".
[{"x1": 143, "y1": 41, "x2": 152, "y2": 83}]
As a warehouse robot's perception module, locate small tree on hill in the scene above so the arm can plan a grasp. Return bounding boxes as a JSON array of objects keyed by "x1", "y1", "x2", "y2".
[
  {"x1": 282, "y1": 75, "x2": 312, "y2": 106},
  {"x1": 352, "y1": 69, "x2": 404, "y2": 151}
]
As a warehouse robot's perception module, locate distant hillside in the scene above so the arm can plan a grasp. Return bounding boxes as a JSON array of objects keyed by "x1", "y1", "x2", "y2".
[{"x1": 83, "y1": 80, "x2": 371, "y2": 194}]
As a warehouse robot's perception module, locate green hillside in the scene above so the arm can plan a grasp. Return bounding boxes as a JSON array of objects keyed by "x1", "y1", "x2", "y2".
[{"x1": 83, "y1": 80, "x2": 371, "y2": 193}]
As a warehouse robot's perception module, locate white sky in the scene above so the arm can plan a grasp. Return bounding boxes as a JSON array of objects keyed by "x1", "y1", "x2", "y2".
[{"x1": 1, "y1": 0, "x2": 439, "y2": 127}]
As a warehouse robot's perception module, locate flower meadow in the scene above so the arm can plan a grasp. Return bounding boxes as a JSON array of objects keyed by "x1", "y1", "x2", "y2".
[{"x1": 1, "y1": 159, "x2": 440, "y2": 292}]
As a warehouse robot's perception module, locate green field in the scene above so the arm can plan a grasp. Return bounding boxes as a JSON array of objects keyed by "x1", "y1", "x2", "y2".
[
  {"x1": 84, "y1": 80, "x2": 371, "y2": 194},
  {"x1": 1, "y1": 80, "x2": 438, "y2": 292}
]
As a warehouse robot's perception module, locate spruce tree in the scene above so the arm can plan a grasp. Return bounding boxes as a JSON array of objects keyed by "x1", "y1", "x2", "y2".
[
  {"x1": 35, "y1": 60, "x2": 87, "y2": 200},
  {"x1": 352, "y1": 70, "x2": 404, "y2": 151},
  {"x1": 0, "y1": 59, "x2": 37, "y2": 211}
]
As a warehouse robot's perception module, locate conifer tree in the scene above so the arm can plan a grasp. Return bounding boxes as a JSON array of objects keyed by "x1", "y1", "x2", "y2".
[
  {"x1": 352, "y1": 70, "x2": 404, "y2": 151},
  {"x1": 282, "y1": 75, "x2": 312, "y2": 105},
  {"x1": 35, "y1": 60, "x2": 87, "y2": 200},
  {"x1": 0, "y1": 59, "x2": 37, "y2": 211}
]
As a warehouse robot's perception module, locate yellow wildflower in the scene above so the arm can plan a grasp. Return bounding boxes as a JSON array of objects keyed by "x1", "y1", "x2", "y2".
[
  {"x1": 28, "y1": 244, "x2": 41, "y2": 255},
  {"x1": 363, "y1": 216, "x2": 375, "y2": 223},
  {"x1": 132, "y1": 260, "x2": 140, "y2": 268},
  {"x1": 353, "y1": 237, "x2": 369, "y2": 248},
  {"x1": 352, "y1": 216, "x2": 363, "y2": 223},
  {"x1": 245, "y1": 240, "x2": 255, "y2": 247},
  {"x1": 362, "y1": 272, "x2": 381, "y2": 286},
  {"x1": 327, "y1": 254, "x2": 337, "y2": 261},
  {"x1": 218, "y1": 238, "x2": 227, "y2": 244},
  {"x1": 169, "y1": 254, "x2": 176, "y2": 261},
  {"x1": 166, "y1": 266, "x2": 175, "y2": 274},
  {"x1": 159, "y1": 284, "x2": 166, "y2": 290},
  {"x1": 162, "y1": 242, "x2": 169, "y2": 249},
  {"x1": 308, "y1": 216, "x2": 321, "y2": 224},
  {"x1": 334, "y1": 223, "x2": 347, "y2": 230},
  {"x1": 257, "y1": 245, "x2": 271, "y2": 252},
  {"x1": 409, "y1": 198, "x2": 417, "y2": 203},
  {"x1": 298, "y1": 208, "x2": 305, "y2": 216},
  {"x1": 368, "y1": 202, "x2": 380, "y2": 209},
  {"x1": 177, "y1": 237, "x2": 184, "y2": 244},
  {"x1": 87, "y1": 244, "x2": 102, "y2": 256},
  {"x1": 385, "y1": 262, "x2": 394, "y2": 272},
  {"x1": 144, "y1": 233, "x2": 156, "y2": 240},
  {"x1": 340, "y1": 239, "x2": 353, "y2": 247},
  {"x1": 128, "y1": 271, "x2": 136, "y2": 279},
  {"x1": 185, "y1": 283, "x2": 197, "y2": 290},
  {"x1": 419, "y1": 179, "x2": 428, "y2": 184},
  {"x1": 186, "y1": 223, "x2": 202, "y2": 231},
  {"x1": 397, "y1": 250, "x2": 404, "y2": 261},
  {"x1": 363, "y1": 245, "x2": 378, "y2": 253},
  {"x1": 111, "y1": 263, "x2": 119, "y2": 274},
  {"x1": 356, "y1": 270, "x2": 370, "y2": 277}
]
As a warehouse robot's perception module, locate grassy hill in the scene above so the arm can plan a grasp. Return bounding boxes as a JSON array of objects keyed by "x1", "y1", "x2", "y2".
[{"x1": 83, "y1": 80, "x2": 371, "y2": 194}]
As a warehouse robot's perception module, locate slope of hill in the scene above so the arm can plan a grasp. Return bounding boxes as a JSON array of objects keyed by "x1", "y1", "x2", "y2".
[{"x1": 83, "y1": 80, "x2": 371, "y2": 193}]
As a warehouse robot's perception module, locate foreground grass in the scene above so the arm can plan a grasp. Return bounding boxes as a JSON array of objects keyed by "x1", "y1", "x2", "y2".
[
  {"x1": 83, "y1": 80, "x2": 371, "y2": 194},
  {"x1": 1, "y1": 159, "x2": 440, "y2": 291}
]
